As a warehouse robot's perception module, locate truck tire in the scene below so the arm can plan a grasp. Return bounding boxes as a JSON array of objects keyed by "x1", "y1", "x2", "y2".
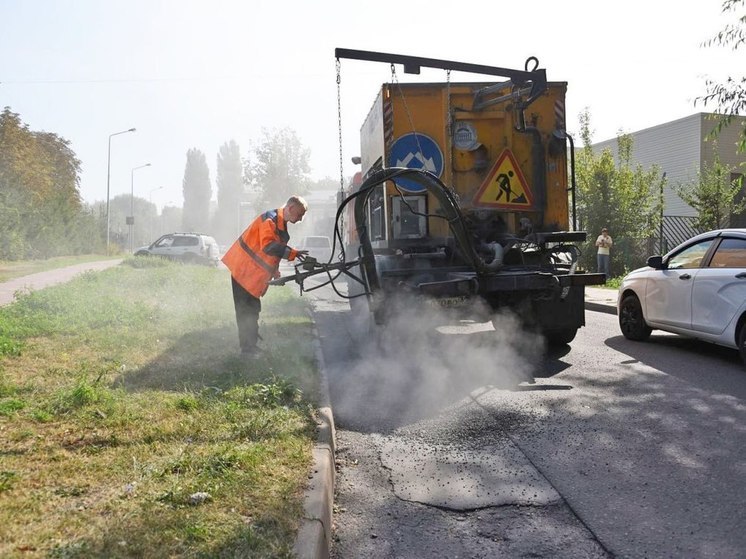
[
  {"x1": 348, "y1": 294, "x2": 398, "y2": 354},
  {"x1": 619, "y1": 294, "x2": 652, "y2": 341},
  {"x1": 348, "y1": 295, "x2": 376, "y2": 339},
  {"x1": 543, "y1": 328, "x2": 578, "y2": 346}
]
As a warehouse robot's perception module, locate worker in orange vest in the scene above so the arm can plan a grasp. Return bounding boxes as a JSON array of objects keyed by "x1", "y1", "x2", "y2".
[{"x1": 222, "y1": 195, "x2": 308, "y2": 356}]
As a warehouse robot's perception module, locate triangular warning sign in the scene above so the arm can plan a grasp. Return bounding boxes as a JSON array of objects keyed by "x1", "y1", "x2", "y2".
[{"x1": 473, "y1": 149, "x2": 534, "y2": 209}]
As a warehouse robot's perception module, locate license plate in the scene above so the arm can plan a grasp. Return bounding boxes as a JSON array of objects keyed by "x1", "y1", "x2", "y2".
[{"x1": 428, "y1": 296, "x2": 469, "y2": 308}]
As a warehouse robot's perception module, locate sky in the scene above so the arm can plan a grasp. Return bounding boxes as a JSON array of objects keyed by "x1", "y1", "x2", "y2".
[{"x1": 0, "y1": 0, "x2": 741, "y2": 212}]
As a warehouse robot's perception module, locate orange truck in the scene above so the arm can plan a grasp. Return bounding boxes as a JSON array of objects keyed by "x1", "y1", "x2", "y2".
[{"x1": 276, "y1": 49, "x2": 605, "y2": 346}]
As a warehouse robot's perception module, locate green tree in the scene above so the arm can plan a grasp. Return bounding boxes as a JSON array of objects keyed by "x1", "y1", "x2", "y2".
[
  {"x1": 0, "y1": 107, "x2": 93, "y2": 259},
  {"x1": 213, "y1": 140, "x2": 244, "y2": 243},
  {"x1": 247, "y1": 127, "x2": 310, "y2": 208},
  {"x1": 182, "y1": 148, "x2": 212, "y2": 233},
  {"x1": 697, "y1": 0, "x2": 746, "y2": 151},
  {"x1": 674, "y1": 149, "x2": 746, "y2": 229},
  {"x1": 576, "y1": 110, "x2": 663, "y2": 276}
]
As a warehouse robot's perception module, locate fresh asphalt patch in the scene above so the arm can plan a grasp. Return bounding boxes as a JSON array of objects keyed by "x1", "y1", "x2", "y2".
[{"x1": 381, "y1": 436, "x2": 561, "y2": 509}]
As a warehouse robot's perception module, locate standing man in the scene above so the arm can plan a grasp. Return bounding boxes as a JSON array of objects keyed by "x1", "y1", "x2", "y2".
[
  {"x1": 595, "y1": 227, "x2": 613, "y2": 278},
  {"x1": 222, "y1": 195, "x2": 308, "y2": 356}
]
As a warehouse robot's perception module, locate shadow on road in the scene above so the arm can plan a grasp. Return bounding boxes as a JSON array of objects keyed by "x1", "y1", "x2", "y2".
[{"x1": 605, "y1": 333, "x2": 746, "y2": 399}]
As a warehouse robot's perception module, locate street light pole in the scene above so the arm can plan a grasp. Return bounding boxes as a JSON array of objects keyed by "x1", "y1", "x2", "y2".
[
  {"x1": 130, "y1": 163, "x2": 151, "y2": 253},
  {"x1": 106, "y1": 128, "x2": 136, "y2": 253}
]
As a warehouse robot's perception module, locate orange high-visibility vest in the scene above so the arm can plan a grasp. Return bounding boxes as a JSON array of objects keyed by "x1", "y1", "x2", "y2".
[{"x1": 222, "y1": 207, "x2": 298, "y2": 298}]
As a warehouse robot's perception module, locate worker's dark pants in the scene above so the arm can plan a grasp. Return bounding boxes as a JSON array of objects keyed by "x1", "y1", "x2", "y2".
[{"x1": 231, "y1": 276, "x2": 262, "y2": 352}]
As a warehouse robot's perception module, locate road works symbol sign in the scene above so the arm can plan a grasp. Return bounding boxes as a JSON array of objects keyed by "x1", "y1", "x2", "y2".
[{"x1": 474, "y1": 149, "x2": 534, "y2": 209}]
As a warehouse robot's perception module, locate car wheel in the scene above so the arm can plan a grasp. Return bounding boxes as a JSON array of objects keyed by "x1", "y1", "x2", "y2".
[
  {"x1": 619, "y1": 294, "x2": 652, "y2": 341},
  {"x1": 738, "y1": 324, "x2": 746, "y2": 367}
]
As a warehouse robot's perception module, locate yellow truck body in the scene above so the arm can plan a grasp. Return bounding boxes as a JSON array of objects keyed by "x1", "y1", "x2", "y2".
[{"x1": 360, "y1": 81, "x2": 570, "y2": 239}]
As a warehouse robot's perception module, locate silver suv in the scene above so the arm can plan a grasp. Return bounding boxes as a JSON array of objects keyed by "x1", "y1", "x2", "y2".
[{"x1": 136, "y1": 233, "x2": 220, "y2": 266}]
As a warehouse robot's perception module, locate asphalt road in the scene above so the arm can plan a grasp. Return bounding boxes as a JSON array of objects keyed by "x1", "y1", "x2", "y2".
[{"x1": 305, "y1": 283, "x2": 746, "y2": 559}]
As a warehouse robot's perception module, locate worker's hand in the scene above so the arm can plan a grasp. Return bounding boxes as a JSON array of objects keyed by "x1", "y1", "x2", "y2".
[{"x1": 296, "y1": 250, "x2": 309, "y2": 262}]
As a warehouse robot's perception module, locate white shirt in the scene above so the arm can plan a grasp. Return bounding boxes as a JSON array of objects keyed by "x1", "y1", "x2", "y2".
[{"x1": 596, "y1": 234, "x2": 612, "y2": 255}]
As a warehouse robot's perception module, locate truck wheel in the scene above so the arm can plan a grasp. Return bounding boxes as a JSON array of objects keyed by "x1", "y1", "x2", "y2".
[
  {"x1": 619, "y1": 294, "x2": 652, "y2": 341},
  {"x1": 349, "y1": 294, "x2": 396, "y2": 354},
  {"x1": 544, "y1": 328, "x2": 577, "y2": 346},
  {"x1": 348, "y1": 295, "x2": 375, "y2": 338}
]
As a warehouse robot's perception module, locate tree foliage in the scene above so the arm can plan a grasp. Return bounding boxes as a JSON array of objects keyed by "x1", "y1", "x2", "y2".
[
  {"x1": 182, "y1": 148, "x2": 212, "y2": 233},
  {"x1": 697, "y1": 0, "x2": 746, "y2": 151},
  {"x1": 674, "y1": 148, "x2": 746, "y2": 229},
  {"x1": 575, "y1": 110, "x2": 663, "y2": 276},
  {"x1": 246, "y1": 127, "x2": 310, "y2": 208},
  {"x1": 213, "y1": 140, "x2": 244, "y2": 243},
  {"x1": 0, "y1": 107, "x2": 100, "y2": 260}
]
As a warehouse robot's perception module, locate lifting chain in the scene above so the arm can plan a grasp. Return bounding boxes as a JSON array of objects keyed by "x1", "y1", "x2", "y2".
[
  {"x1": 446, "y1": 69, "x2": 453, "y2": 186},
  {"x1": 336, "y1": 59, "x2": 344, "y2": 193}
]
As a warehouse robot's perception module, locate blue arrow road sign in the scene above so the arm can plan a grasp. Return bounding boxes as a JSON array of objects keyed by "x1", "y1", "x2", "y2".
[{"x1": 388, "y1": 133, "x2": 444, "y2": 192}]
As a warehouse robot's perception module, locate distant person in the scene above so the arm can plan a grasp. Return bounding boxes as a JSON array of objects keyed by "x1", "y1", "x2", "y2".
[
  {"x1": 222, "y1": 195, "x2": 308, "y2": 356},
  {"x1": 595, "y1": 227, "x2": 613, "y2": 278}
]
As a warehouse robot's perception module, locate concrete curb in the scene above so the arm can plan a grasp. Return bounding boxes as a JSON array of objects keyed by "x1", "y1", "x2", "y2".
[
  {"x1": 293, "y1": 321, "x2": 336, "y2": 559},
  {"x1": 585, "y1": 300, "x2": 617, "y2": 315}
]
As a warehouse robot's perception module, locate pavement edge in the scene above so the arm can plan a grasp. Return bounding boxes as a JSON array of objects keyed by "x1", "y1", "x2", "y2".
[
  {"x1": 293, "y1": 321, "x2": 336, "y2": 559},
  {"x1": 585, "y1": 300, "x2": 617, "y2": 315}
]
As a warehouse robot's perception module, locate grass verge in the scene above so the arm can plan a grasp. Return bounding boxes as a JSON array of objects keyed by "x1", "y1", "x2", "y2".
[
  {"x1": 0, "y1": 257, "x2": 319, "y2": 558},
  {"x1": 0, "y1": 255, "x2": 122, "y2": 283}
]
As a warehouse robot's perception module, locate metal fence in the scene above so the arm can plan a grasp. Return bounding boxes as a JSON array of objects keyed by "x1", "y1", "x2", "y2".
[{"x1": 659, "y1": 216, "x2": 702, "y2": 254}]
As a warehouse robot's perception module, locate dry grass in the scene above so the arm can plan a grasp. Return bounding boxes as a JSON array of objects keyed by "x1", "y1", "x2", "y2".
[{"x1": 0, "y1": 257, "x2": 319, "y2": 558}]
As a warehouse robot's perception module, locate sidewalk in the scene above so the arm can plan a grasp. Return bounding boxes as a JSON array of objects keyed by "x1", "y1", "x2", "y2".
[
  {"x1": 584, "y1": 285, "x2": 618, "y2": 315},
  {"x1": 0, "y1": 259, "x2": 123, "y2": 306}
]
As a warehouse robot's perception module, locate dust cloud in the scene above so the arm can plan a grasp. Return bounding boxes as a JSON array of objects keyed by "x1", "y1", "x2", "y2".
[{"x1": 332, "y1": 295, "x2": 545, "y2": 431}]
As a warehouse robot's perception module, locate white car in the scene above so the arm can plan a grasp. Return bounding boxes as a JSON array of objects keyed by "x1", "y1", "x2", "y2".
[
  {"x1": 618, "y1": 228, "x2": 746, "y2": 365},
  {"x1": 136, "y1": 233, "x2": 220, "y2": 266}
]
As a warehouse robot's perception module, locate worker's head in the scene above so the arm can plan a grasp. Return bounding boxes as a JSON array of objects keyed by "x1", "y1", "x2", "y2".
[
  {"x1": 284, "y1": 195, "x2": 308, "y2": 223},
  {"x1": 601, "y1": 227, "x2": 608, "y2": 234}
]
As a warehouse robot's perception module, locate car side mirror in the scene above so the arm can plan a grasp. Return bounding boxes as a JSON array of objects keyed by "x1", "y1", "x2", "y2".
[{"x1": 647, "y1": 255, "x2": 664, "y2": 269}]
